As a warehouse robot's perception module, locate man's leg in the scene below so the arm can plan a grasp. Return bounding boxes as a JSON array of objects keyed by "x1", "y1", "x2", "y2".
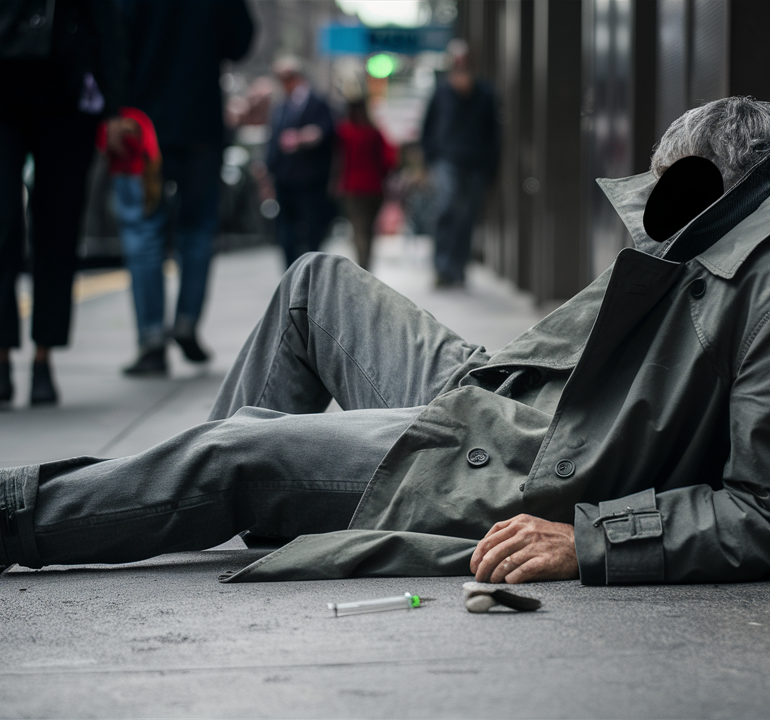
[
  {"x1": 113, "y1": 174, "x2": 168, "y2": 352},
  {"x1": 0, "y1": 117, "x2": 27, "y2": 352},
  {"x1": 0, "y1": 405, "x2": 421, "y2": 568},
  {"x1": 274, "y1": 183, "x2": 300, "y2": 268},
  {"x1": 444, "y1": 169, "x2": 488, "y2": 280},
  {"x1": 208, "y1": 252, "x2": 488, "y2": 419},
  {"x1": 172, "y1": 144, "x2": 220, "y2": 349},
  {"x1": 344, "y1": 194, "x2": 382, "y2": 270},
  {"x1": 296, "y1": 180, "x2": 333, "y2": 255},
  {"x1": 28, "y1": 112, "x2": 99, "y2": 348},
  {"x1": 430, "y1": 160, "x2": 461, "y2": 283}
]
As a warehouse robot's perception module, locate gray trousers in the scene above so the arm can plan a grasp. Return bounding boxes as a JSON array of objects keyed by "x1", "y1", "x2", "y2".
[{"x1": 1, "y1": 253, "x2": 487, "y2": 568}]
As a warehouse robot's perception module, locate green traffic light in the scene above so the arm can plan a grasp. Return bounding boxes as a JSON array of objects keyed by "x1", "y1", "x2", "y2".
[{"x1": 367, "y1": 53, "x2": 397, "y2": 79}]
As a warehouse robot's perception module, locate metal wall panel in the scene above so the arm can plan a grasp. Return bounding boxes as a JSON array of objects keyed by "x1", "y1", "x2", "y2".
[
  {"x1": 532, "y1": 0, "x2": 584, "y2": 302},
  {"x1": 456, "y1": 0, "x2": 736, "y2": 303},
  {"x1": 494, "y1": 0, "x2": 523, "y2": 282},
  {"x1": 582, "y1": 0, "x2": 635, "y2": 277},
  {"x1": 656, "y1": 0, "x2": 728, "y2": 136},
  {"x1": 691, "y1": 0, "x2": 729, "y2": 104},
  {"x1": 656, "y1": 0, "x2": 689, "y2": 137},
  {"x1": 517, "y1": 0, "x2": 536, "y2": 292},
  {"x1": 729, "y1": 1, "x2": 770, "y2": 100}
]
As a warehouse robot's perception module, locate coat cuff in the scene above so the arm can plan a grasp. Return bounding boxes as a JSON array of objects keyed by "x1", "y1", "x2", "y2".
[{"x1": 574, "y1": 488, "x2": 665, "y2": 585}]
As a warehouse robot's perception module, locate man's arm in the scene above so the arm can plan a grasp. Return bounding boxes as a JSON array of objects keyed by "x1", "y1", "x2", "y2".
[
  {"x1": 581, "y1": 315, "x2": 770, "y2": 585},
  {"x1": 474, "y1": 297, "x2": 770, "y2": 586}
]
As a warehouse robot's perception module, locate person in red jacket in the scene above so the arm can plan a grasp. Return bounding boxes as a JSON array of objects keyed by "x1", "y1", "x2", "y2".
[
  {"x1": 96, "y1": 107, "x2": 162, "y2": 214},
  {"x1": 336, "y1": 99, "x2": 396, "y2": 270}
]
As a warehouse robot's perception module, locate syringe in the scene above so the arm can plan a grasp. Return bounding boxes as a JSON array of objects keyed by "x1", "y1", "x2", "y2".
[{"x1": 328, "y1": 592, "x2": 422, "y2": 617}]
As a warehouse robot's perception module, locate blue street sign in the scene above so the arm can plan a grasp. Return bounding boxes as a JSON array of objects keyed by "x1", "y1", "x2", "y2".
[{"x1": 319, "y1": 24, "x2": 454, "y2": 56}]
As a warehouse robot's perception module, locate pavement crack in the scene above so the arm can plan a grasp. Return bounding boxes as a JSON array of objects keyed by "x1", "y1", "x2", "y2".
[
  {"x1": 3, "y1": 657, "x2": 466, "y2": 677},
  {"x1": 95, "y1": 381, "x2": 192, "y2": 456}
]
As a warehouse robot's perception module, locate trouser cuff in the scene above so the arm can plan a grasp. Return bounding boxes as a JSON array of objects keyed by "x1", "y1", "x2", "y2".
[{"x1": 0, "y1": 465, "x2": 42, "y2": 568}]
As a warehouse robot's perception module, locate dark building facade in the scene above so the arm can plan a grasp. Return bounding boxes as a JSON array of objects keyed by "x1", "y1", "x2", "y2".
[{"x1": 459, "y1": 0, "x2": 770, "y2": 303}]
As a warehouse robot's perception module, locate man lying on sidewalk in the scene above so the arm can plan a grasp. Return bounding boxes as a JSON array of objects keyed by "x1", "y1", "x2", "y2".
[{"x1": 3, "y1": 96, "x2": 770, "y2": 586}]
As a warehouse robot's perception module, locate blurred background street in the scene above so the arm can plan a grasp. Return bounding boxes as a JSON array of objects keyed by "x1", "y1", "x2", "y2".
[
  {"x1": 0, "y1": 232, "x2": 544, "y2": 466},
  {"x1": 3, "y1": 1, "x2": 770, "y2": 717}
]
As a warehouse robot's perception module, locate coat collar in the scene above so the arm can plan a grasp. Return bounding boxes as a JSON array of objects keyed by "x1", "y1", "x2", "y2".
[{"x1": 597, "y1": 170, "x2": 770, "y2": 279}]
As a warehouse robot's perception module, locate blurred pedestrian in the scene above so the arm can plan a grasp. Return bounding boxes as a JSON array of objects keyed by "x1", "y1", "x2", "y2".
[
  {"x1": 267, "y1": 57, "x2": 336, "y2": 268},
  {"x1": 0, "y1": 0, "x2": 128, "y2": 406},
  {"x1": 336, "y1": 98, "x2": 397, "y2": 270},
  {"x1": 421, "y1": 39, "x2": 499, "y2": 287},
  {"x1": 114, "y1": 0, "x2": 255, "y2": 376}
]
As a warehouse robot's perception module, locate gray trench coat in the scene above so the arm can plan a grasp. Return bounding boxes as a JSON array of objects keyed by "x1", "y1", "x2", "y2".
[{"x1": 224, "y1": 161, "x2": 770, "y2": 586}]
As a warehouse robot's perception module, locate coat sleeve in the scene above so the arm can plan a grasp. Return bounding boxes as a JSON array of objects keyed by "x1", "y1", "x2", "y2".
[{"x1": 574, "y1": 315, "x2": 770, "y2": 585}]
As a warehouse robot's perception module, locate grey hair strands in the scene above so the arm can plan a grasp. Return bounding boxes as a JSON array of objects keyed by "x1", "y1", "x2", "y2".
[{"x1": 650, "y1": 97, "x2": 770, "y2": 189}]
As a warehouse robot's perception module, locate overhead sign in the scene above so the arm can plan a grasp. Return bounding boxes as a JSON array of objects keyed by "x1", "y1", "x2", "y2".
[{"x1": 319, "y1": 24, "x2": 454, "y2": 56}]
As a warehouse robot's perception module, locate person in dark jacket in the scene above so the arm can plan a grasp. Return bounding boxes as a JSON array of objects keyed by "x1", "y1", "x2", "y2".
[
  {"x1": 421, "y1": 38, "x2": 499, "y2": 287},
  {"x1": 266, "y1": 57, "x2": 336, "y2": 269},
  {"x1": 112, "y1": 0, "x2": 255, "y2": 376},
  {"x1": 0, "y1": 0, "x2": 128, "y2": 405}
]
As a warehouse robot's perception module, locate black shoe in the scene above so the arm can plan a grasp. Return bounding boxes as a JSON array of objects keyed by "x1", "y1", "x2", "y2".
[
  {"x1": 174, "y1": 333, "x2": 210, "y2": 363},
  {"x1": 30, "y1": 361, "x2": 58, "y2": 405},
  {"x1": 434, "y1": 274, "x2": 464, "y2": 289},
  {"x1": 123, "y1": 347, "x2": 167, "y2": 376},
  {"x1": 0, "y1": 361, "x2": 12, "y2": 403}
]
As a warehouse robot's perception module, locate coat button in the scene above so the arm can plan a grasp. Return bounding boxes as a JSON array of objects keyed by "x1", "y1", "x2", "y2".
[
  {"x1": 555, "y1": 459, "x2": 575, "y2": 478},
  {"x1": 467, "y1": 448, "x2": 490, "y2": 467},
  {"x1": 690, "y1": 279, "x2": 706, "y2": 298}
]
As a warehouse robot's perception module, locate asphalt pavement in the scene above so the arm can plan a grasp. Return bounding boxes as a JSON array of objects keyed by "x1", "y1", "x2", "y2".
[{"x1": 1, "y1": 234, "x2": 769, "y2": 719}]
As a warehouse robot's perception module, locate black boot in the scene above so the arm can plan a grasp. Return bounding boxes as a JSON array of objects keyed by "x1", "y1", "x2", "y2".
[
  {"x1": 173, "y1": 333, "x2": 210, "y2": 363},
  {"x1": 0, "y1": 361, "x2": 12, "y2": 403},
  {"x1": 123, "y1": 346, "x2": 168, "y2": 376},
  {"x1": 30, "y1": 361, "x2": 58, "y2": 405}
]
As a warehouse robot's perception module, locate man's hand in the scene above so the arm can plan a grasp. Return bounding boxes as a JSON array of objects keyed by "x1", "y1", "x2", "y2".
[
  {"x1": 279, "y1": 124, "x2": 323, "y2": 154},
  {"x1": 470, "y1": 514, "x2": 579, "y2": 584}
]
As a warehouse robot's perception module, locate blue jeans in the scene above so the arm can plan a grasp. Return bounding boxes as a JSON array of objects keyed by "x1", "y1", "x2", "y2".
[
  {"x1": 112, "y1": 145, "x2": 220, "y2": 349},
  {"x1": 431, "y1": 160, "x2": 489, "y2": 283}
]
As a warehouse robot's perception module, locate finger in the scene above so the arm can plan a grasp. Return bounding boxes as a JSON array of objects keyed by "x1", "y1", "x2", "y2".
[
  {"x1": 483, "y1": 517, "x2": 516, "y2": 539},
  {"x1": 487, "y1": 544, "x2": 540, "y2": 583},
  {"x1": 470, "y1": 519, "x2": 520, "y2": 573},
  {"x1": 471, "y1": 515, "x2": 521, "y2": 573},
  {"x1": 503, "y1": 543, "x2": 579, "y2": 584},
  {"x1": 474, "y1": 533, "x2": 527, "y2": 582},
  {"x1": 503, "y1": 556, "x2": 549, "y2": 584}
]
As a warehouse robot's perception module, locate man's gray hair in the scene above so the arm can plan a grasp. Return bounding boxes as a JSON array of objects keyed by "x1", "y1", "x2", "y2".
[
  {"x1": 651, "y1": 96, "x2": 770, "y2": 188},
  {"x1": 272, "y1": 55, "x2": 304, "y2": 80}
]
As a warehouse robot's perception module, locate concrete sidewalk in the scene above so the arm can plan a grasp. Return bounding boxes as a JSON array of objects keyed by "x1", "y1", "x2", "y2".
[
  {"x1": 1, "y1": 237, "x2": 769, "y2": 719},
  {"x1": 0, "y1": 234, "x2": 542, "y2": 465}
]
